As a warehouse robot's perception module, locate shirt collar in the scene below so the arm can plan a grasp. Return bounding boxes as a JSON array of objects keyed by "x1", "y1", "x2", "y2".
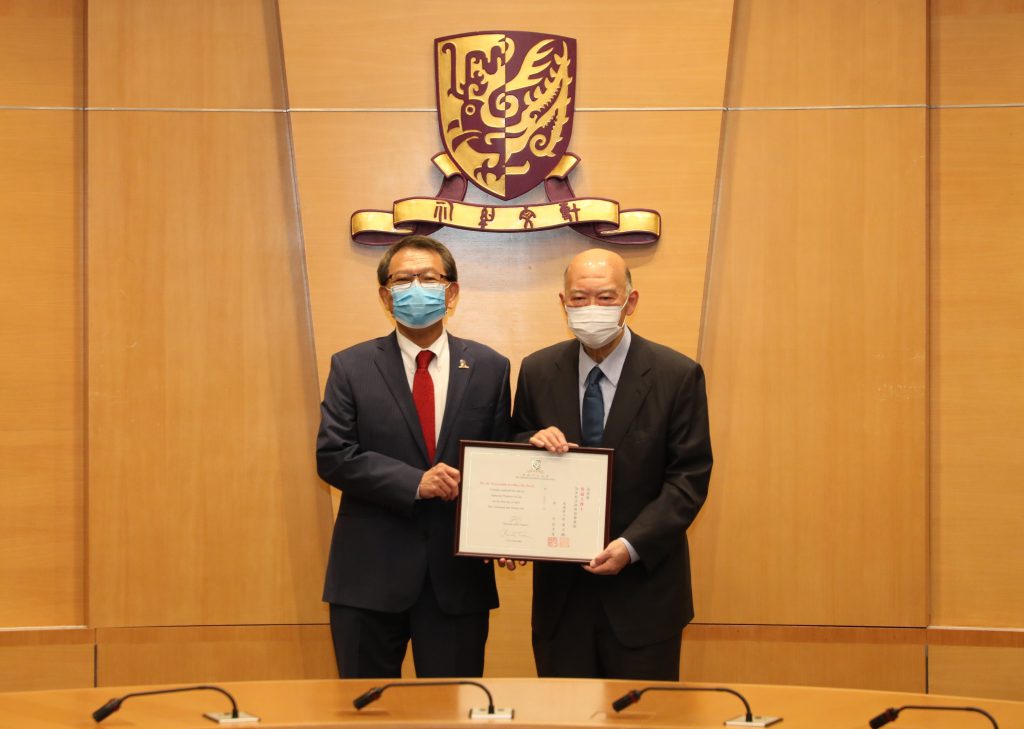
[
  {"x1": 578, "y1": 326, "x2": 631, "y2": 388},
  {"x1": 396, "y1": 328, "x2": 448, "y2": 363}
]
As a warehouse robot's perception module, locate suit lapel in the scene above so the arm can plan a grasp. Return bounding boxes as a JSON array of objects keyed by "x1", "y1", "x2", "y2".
[
  {"x1": 552, "y1": 342, "x2": 584, "y2": 444},
  {"x1": 374, "y1": 332, "x2": 429, "y2": 464},
  {"x1": 435, "y1": 334, "x2": 470, "y2": 458},
  {"x1": 601, "y1": 334, "x2": 653, "y2": 449}
]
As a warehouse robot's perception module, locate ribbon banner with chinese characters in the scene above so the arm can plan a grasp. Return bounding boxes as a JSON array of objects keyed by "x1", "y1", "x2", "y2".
[{"x1": 350, "y1": 32, "x2": 661, "y2": 246}]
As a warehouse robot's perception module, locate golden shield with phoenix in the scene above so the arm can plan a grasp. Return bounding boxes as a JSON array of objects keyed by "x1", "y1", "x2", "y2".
[{"x1": 435, "y1": 31, "x2": 576, "y2": 200}]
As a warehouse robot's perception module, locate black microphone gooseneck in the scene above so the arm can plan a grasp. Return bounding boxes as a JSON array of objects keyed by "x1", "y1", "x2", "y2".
[
  {"x1": 353, "y1": 680, "x2": 496, "y2": 714},
  {"x1": 611, "y1": 685, "x2": 754, "y2": 722},
  {"x1": 92, "y1": 684, "x2": 241, "y2": 722},
  {"x1": 869, "y1": 704, "x2": 999, "y2": 729}
]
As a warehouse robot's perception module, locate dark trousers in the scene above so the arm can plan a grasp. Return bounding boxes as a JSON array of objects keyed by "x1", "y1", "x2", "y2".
[
  {"x1": 329, "y1": 576, "x2": 489, "y2": 678},
  {"x1": 532, "y1": 574, "x2": 681, "y2": 680}
]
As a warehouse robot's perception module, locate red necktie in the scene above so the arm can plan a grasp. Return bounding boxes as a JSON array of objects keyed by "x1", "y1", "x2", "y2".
[{"x1": 413, "y1": 350, "x2": 436, "y2": 463}]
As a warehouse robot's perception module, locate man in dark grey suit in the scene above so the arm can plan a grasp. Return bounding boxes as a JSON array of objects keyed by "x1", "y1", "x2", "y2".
[
  {"x1": 317, "y1": 235, "x2": 511, "y2": 678},
  {"x1": 512, "y1": 248, "x2": 712, "y2": 680}
]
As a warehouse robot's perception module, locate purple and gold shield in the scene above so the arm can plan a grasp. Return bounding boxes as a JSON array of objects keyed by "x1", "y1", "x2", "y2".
[{"x1": 435, "y1": 31, "x2": 577, "y2": 200}]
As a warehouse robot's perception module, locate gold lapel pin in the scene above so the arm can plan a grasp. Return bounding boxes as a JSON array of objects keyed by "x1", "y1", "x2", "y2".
[{"x1": 459, "y1": 359, "x2": 470, "y2": 369}]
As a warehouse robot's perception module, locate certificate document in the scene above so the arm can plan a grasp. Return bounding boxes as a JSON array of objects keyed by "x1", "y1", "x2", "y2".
[{"x1": 456, "y1": 440, "x2": 613, "y2": 563}]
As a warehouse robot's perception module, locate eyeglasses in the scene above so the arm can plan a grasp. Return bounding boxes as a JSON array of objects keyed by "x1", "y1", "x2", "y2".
[{"x1": 387, "y1": 272, "x2": 450, "y2": 290}]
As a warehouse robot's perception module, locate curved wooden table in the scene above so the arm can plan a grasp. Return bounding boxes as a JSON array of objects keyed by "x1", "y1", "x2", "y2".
[{"x1": 1, "y1": 678, "x2": 1021, "y2": 728}]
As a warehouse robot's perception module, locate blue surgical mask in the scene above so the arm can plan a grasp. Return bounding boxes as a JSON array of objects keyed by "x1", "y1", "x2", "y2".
[{"x1": 390, "y1": 281, "x2": 448, "y2": 329}]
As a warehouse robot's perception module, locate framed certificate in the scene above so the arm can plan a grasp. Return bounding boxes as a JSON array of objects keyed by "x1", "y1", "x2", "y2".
[{"x1": 455, "y1": 440, "x2": 613, "y2": 563}]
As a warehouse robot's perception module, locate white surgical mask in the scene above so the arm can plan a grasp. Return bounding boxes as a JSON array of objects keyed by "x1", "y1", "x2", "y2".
[{"x1": 565, "y1": 302, "x2": 627, "y2": 349}]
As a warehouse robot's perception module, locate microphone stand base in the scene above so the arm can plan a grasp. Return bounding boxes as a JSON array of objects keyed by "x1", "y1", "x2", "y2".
[
  {"x1": 203, "y1": 710, "x2": 261, "y2": 724},
  {"x1": 725, "y1": 715, "x2": 782, "y2": 727},
  {"x1": 469, "y1": 707, "x2": 515, "y2": 720}
]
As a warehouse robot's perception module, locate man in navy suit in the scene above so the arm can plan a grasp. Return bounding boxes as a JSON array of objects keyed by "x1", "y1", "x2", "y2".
[
  {"x1": 513, "y1": 248, "x2": 712, "y2": 680},
  {"x1": 317, "y1": 235, "x2": 511, "y2": 678}
]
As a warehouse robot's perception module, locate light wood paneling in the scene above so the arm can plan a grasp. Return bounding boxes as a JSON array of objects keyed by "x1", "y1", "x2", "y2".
[
  {"x1": 0, "y1": 112, "x2": 83, "y2": 432},
  {"x1": 928, "y1": 629, "x2": 1024, "y2": 701},
  {"x1": 279, "y1": 0, "x2": 734, "y2": 109},
  {"x1": 683, "y1": 625, "x2": 926, "y2": 692},
  {"x1": 0, "y1": 0, "x2": 83, "y2": 107},
  {"x1": 930, "y1": 646, "x2": 1024, "y2": 701},
  {"x1": 87, "y1": 111, "x2": 332, "y2": 627},
  {"x1": 96, "y1": 626, "x2": 335, "y2": 686},
  {"x1": 727, "y1": 0, "x2": 926, "y2": 107},
  {"x1": 931, "y1": 0, "x2": 1024, "y2": 106},
  {"x1": 484, "y1": 566, "x2": 536, "y2": 677},
  {"x1": 929, "y1": 628, "x2": 1024, "y2": 649},
  {"x1": 931, "y1": 108, "x2": 1024, "y2": 627},
  {"x1": 87, "y1": 0, "x2": 285, "y2": 109},
  {"x1": 0, "y1": 431, "x2": 84, "y2": 627},
  {"x1": 294, "y1": 109, "x2": 723, "y2": 386},
  {"x1": 694, "y1": 109, "x2": 928, "y2": 626},
  {"x1": 0, "y1": 110, "x2": 84, "y2": 628},
  {"x1": 0, "y1": 629, "x2": 94, "y2": 691}
]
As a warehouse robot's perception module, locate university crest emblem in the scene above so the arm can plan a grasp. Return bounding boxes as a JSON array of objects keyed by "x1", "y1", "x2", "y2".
[
  {"x1": 351, "y1": 31, "x2": 661, "y2": 245},
  {"x1": 436, "y1": 31, "x2": 576, "y2": 200}
]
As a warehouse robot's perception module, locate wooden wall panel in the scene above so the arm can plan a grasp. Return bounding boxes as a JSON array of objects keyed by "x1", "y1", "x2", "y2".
[
  {"x1": 279, "y1": 0, "x2": 734, "y2": 108},
  {"x1": 483, "y1": 567, "x2": 535, "y2": 677},
  {"x1": 931, "y1": 0, "x2": 1024, "y2": 105},
  {"x1": 0, "y1": 0, "x2": 83, "y2": 107},
  {"x1": 928, "y1": 630, "x2": 1024, "y2": 701},
  {"x1": 87, "y1": 0, "x2": 285, "y2": 109},
  {"x1": 0, "y1": 110, "x2": 84, "y2": 628},
  {"x1": 694, "y1": 109, "x2": 928, "y2": 626},
  {"x1": 294, "y1": 109, "x2": 723, "y2": 384},
  {"x1": 96, "y1": 626, "x2": 335, "y2": 686},
  {"x1": 0, "y1": 629, "x2": 94, "y2": 692},
  {"x1": 929, "y1": 646, "x2": 1024, "y2": 702},
  {"x1": 87, "y1": 111, "x2": 332, "y2": 627},
  {"x1": 683, "y1": 625, "x2": 926, "y2": 692},
  {"x1": 930, "y1": 108, "x2": 1024, "y2": 628},
  {"x1": 727, "y1": 0, "x2": 926, "y2": 107}
]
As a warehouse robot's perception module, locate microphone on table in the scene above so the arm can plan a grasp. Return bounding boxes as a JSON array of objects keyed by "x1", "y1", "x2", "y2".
[
  {"x1": 869, "y1": 704, "x2": 999, "y2": 729},
  {"x1": 611, "y1": 684, "x2": 781, "y2": 727},
  {"x1": 353, "y1": 680, "x2": 514, "y2": 719},
  {"x1": 91, "y1": 684, "x2": 259, "y2": 724}
]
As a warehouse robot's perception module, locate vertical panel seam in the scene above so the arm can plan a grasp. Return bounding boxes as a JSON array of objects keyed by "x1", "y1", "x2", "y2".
[
  {"x1": 82, "y1": 0, "x2": 92, "y2": 637},
  {"x1": 924, "y1": 641, "x2": 930, "y2": 693},
  {"x1": 924, "y1": 0, "x2": 934, "y2": 634},
  {"x1": 696, "y1": 0, "x2": 742, "y2": 363},
  {"x1": 271, "y1": 0, "x2": 320, "y2": 399}
]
